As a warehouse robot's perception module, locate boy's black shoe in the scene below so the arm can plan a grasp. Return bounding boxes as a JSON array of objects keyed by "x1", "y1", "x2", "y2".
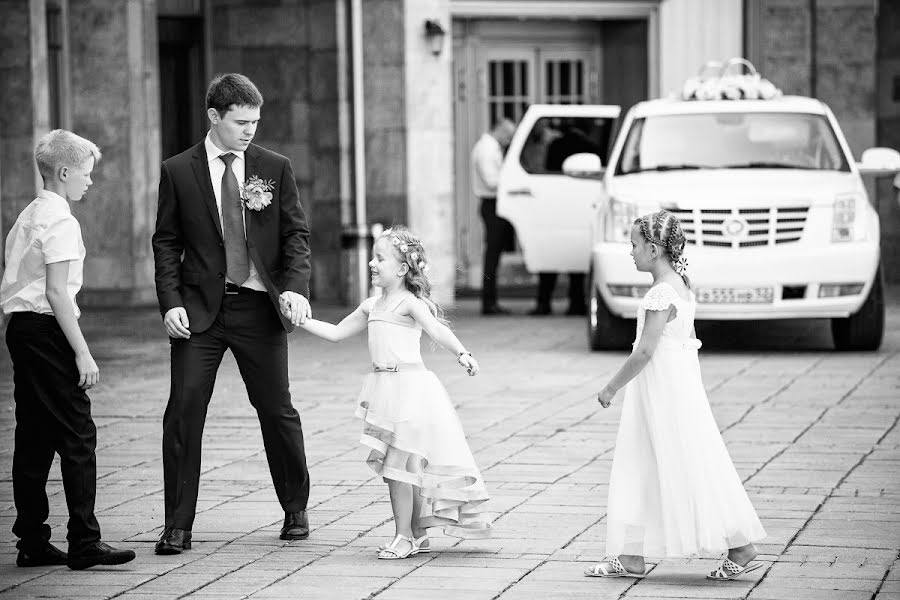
[
  {"x1": 67, "y1": 542, "x2": 136, "y2": 570},
  {"x1": 16, "y1": 543, "x2": 67, "y2": 567},
  {"x1": 280, "y1": 511, "x2": 310, "y2": 540}
]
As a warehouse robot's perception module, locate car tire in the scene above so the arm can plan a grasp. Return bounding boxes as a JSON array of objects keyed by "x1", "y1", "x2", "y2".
[
  {"x1": 588, "y1": 279, "x2": 634, "y2": 351},
  {"x1": 830, "y1": 265, "x2": 884, "y2": 351}
]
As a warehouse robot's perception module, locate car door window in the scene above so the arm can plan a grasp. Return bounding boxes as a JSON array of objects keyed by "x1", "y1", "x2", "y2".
[{"x1": 520, "y1": 116, "x2": 613, "y2": 174}]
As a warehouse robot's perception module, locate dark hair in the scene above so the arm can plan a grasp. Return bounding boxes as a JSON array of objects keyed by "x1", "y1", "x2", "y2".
[
  {"x1": 206, "y1": 73, "x2": 263, "y2": 116},
  {"x1": 634, "y1": 210, "x2": 691, "y2": 288}
]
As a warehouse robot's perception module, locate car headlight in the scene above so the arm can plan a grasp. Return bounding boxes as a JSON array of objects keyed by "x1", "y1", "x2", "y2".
[
  {"x1": 832, "y1": 193, "x2": 865, "y2": 242},
  {"x1": 605, "y1": 197, "x2": 640, "y2": 242}
]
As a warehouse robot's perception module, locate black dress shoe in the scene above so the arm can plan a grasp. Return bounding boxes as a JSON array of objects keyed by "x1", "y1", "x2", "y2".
[
  {"x1": 482, "y1": 305, "x2": 511, "y2": 315},
  {"x1": 155, "y1": 527, "x2": 192, "y2": 555},
  {"x1": 565, "y1": 305, "x2": 587, "y2": 316},
  {"x1": 280, "y1": 511, "x2": 309, "y2": 540},
  {"x1": 16, "y1": 542, "x2": 67, "y2": 567},
  {"x1": 67, "y1": 542, "x2": 136, "y2": 570}
]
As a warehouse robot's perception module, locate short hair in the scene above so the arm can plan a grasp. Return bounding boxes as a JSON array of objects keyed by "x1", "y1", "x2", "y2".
[
  {"x1": 34, "y1": 129, "x2": 101, "y2": 180},
  {"x1": 206, "y1": 73, "x2": 264, "y2": 115}
]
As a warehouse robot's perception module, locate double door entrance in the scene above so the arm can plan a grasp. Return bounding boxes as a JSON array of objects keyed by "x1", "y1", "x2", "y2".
[{"x1": 453, "y1": 20, "x2": 604, "y2": 290}]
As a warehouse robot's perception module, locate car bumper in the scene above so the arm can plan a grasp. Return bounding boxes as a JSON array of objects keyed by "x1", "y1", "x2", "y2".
[{"x1": 592, "y1": 242, "x2": 880, "y2": 320}]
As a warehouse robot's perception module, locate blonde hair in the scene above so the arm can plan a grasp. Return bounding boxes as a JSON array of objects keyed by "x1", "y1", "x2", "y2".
[
  {"x1": 35, "y1": 129, "x2": 101, "y2": 181},
  {"x1": 634, "y1": 210, "x2": 691, "y2": 288},
  {"x1": 378, "y1": 225, "x2": 448, "y2": 325}
]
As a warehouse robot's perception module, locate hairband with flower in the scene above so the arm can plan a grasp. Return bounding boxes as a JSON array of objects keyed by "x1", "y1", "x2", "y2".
[{"x1": 386, "y1": 232, "x2": 429, "y2": 272}]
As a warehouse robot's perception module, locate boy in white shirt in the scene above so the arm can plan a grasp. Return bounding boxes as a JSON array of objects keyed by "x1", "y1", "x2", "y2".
[{"x1": 0, "y1": 129, "x2": 135, "y2": 570}]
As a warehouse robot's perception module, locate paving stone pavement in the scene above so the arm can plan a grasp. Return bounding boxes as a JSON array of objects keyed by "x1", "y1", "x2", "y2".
[{"x1": 0, "y1": 290, "x2": 899, "y2": 600}]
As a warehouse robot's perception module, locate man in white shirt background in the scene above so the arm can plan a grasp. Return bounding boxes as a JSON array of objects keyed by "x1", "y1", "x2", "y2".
[{"x1": 470, "y1": 119, "x2": 517, "y2": 315}]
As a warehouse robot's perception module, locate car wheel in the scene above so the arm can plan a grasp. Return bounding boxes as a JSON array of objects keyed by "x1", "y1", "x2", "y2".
[
  {"x1": 831, "y1": 265, "x2": 884, "y2": 351},
  {"x1": 588, "y1": 279, "x2": 634, "y2": 351}
]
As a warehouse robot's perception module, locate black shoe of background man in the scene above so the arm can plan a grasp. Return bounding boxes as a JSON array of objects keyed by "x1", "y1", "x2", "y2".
[
  {"x1": 482, "y1": 305, "x2": 512, "y2": 316},
  {"x1": 565, "y1": 304, "x2": 587, "y2": 316},
  {"x1": 155, "y1": 527, "x2": 192, "y2": 555},
  {"x1": 528, "y1": 304, "x2": 552, "y2": 316},
  {"x1": 67, "y1": 542, "x2": 136, "y2": 570},
  {"x1": 16, "y1": 542, "x2": 67, "y2": 567},
  {"x1": 280, "y1": 511, "x2": 310, "y2": 540}
]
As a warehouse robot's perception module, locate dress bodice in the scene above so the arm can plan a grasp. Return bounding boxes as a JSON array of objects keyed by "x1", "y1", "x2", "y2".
[
  {"x1": 366, "y1": 296, "x2": 424, "y2": 366},
  {"x1": 635, "y1": 282, "x2": 697, "y2": 344}
]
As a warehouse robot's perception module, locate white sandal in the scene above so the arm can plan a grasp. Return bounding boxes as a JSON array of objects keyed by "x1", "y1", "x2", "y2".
[
  {"x1": 584, "y1": 557, "x2": 646, "y2": 578},
  {"x1": 377, "y1": 535, "x2": 415, "y2": 560},
  {"x1": 376, "y1": 534, "x2": 429, "y2": 555},
  {"x1": 706, "y1": 556, "x2": 762, "y2": 581}
]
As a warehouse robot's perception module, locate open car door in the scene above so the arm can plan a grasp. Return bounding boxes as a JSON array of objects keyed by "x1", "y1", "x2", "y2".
[{"x1": 497, "y1": 104, "x2": 620, "y2": 273}]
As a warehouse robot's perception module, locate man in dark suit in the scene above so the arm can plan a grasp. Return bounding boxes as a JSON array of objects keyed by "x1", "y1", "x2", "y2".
[{"x1": 151, "y1": 73, "x2": 313, "y2": 555}]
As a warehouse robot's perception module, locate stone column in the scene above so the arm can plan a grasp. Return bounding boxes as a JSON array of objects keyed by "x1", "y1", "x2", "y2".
[
  {"x1": 0, "y1": 0, "x2": 49, "y2": 260},
  {"x1": 68, "y1": 0, "x2": 160, "y2": 305},
  {"x1": 403, "y1": 0, "x2": 454, "y2": 303}
]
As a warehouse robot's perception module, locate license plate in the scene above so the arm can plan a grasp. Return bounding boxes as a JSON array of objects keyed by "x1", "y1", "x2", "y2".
[{"x1": 696, "y1": 287, "x2": 774, "y2": 304}]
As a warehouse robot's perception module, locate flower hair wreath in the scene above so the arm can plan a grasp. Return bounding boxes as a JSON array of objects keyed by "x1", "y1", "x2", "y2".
[{"x1": 383, "y1": 229, "x2": 429, "y2": 272}]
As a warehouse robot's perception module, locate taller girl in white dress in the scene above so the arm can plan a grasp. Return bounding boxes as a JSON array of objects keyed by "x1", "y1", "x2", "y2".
[
  {"x1": 587, "y1": 211, "x2": 766, "y2": 581},
  {"x1": 298, "y1": 226, "x2": 492, "y2": 560}
]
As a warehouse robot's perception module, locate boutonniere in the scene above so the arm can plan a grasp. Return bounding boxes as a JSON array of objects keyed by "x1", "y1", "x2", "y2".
[{"x1": 240, "y1": 175, "x2": 275, "y2": 211}]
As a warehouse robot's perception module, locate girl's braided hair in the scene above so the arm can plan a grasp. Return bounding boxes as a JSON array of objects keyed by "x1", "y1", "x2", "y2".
[
  {"x1": 378, "y1": 225, "x2": 449, "y2": 325},
  {"x1": 634, "y1": 210, "x2": 691, "y2": 287}
]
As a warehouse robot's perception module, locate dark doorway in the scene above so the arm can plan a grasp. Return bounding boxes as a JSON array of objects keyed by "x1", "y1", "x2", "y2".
[{"x1": 158, "y1": 16, "x2": 205, "y2": 160}]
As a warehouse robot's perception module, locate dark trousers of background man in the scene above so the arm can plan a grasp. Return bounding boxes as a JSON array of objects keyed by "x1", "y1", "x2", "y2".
[
  {"x1": 479, "y1": 196, "x2": 514, "y2": 312},
  {"x1": 6, "y1": 312, "x2": 102, "y2": 554},
  {"x1": 163, "y1": 291, "x2": 311, "y2": 530},
  {"x1": 535, "y1": 272, "x2": 587, "y2": 315}
]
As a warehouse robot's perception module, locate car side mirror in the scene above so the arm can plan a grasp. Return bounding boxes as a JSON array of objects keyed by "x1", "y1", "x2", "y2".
[
  {"x1": 858, "y1": 147, "x2": 900, "y2": 176},
  {"x1": 562, "y1": 153, "x2": 605, "y2": 180}
]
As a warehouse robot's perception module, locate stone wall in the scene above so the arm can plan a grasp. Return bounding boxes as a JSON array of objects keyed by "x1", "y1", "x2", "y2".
[
  {"x1": 210, "y1": 0, "x2": 344, "y2": 301},
  {"x1": 68, "y1": 0, "x2": 160, "y2": 304},
  {"x1": 0, "y1": 0, "x2": 47, "y2": 251}
]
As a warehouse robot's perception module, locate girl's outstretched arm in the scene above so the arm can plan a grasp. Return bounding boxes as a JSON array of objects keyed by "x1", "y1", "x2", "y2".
[
  {"x1": 597, "y1": 306, "x2": 671, "y2": 407},
  {"x1": 406, "y1": 297, "x2": 479, "y2": 375},
  {"x1": 299, "y1": 301, "x2": 369, "y2": 342}
]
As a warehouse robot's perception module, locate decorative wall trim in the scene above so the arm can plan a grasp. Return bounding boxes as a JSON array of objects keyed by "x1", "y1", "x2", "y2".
[{"x1": 450, "y1": 0, "x2": 660, "y2": 18}]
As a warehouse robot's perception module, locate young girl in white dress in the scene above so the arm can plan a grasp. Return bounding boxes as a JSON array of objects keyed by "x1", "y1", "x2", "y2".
[
  {"x1": 586, "y1": 211, "x2": 766, "y2": 581},
  {"x1": 298, "y1": 226, "x2": 492, "y2": 559}
]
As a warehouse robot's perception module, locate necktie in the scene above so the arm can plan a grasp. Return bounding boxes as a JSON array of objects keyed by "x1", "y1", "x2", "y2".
[{"x1": 219, "y1": 153, "x2": 250, "y2": 285}]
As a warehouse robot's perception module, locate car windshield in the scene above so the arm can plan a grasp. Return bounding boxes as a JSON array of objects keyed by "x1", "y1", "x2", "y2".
[{"x1": 615, "y1": 112, "x2": 850, "y2": 175}]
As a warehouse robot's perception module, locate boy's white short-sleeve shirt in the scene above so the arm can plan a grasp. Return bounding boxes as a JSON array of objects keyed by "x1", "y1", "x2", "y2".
[{"x1": 0, "y1": 189, "x2": 85, "y2": 317}]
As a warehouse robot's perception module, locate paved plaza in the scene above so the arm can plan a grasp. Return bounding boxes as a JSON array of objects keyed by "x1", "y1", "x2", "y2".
[{"x1": 0, "y1": 289, "x2": 899, "y2": 600}]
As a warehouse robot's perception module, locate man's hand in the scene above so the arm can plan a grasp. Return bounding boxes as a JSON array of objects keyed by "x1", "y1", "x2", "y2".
[
  {"x1": 279, "y1": 291, "x2": 311, "y2": 326},
  {"x1": 75, "y1": 351, "x2": 100, "y2": 389},
  {"x1": 164, "y1": 307, "x2": 191, "y2": 339}
]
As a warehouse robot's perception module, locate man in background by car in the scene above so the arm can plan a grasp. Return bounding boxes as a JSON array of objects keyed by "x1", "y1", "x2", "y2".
[{"x1": 471, "y1": 119, "x2": 517, "y2": 315}]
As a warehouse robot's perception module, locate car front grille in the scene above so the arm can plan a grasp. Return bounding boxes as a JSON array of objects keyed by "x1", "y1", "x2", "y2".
[{"x1": 667, "y1": 207, "x2": 810, "y2": 248}]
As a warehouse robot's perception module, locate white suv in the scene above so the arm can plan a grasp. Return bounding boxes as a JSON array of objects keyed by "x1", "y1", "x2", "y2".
[{"x1": 498, "y1": 70, "x2": 900, "y2": 351}]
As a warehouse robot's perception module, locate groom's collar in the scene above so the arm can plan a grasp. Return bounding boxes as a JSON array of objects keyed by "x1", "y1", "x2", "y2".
[{"x1": 204, "y1": 132, "x2": 245, "y2": 164}]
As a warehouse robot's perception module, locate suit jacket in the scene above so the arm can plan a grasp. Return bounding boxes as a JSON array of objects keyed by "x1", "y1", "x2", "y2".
[{"x1": 152, "y1": 141, "x2": 311, "y2": 333}]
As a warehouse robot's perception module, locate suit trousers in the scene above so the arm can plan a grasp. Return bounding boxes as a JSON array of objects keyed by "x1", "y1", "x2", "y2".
[
  {"x1": 535, "y1": 272, "x2": 587, "y2": 311},
  {"x1": 163, "y1": 291, "x2": 310, "y2": 529},
  {"x1": 5, "y1": 312, "x2": 102, "y2": 554},
  {"x1": 479, "y1": 197, "x2": 513, "y2": 310}
]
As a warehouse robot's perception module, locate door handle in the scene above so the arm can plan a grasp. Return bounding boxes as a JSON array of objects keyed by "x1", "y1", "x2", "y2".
[{"x1": 507, "y1": 188, "x2": 532, "y2": 197}]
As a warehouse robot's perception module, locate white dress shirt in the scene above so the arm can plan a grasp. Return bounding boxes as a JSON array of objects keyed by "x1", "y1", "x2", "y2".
[
  {"x1": 204, "y1": 133, "x2": 265, "y2": 291},
  {"x1": 470, "y1": 133, "x2": 504, "y2": 198},
  {"x1": 1, "y1": 190, "x2": 85, "y2": 317}
]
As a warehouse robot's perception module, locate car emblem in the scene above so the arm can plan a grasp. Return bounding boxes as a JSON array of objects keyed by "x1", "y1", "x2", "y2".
[{"x1": 722, "y1": 218, "x2": 747, "y2": 239}]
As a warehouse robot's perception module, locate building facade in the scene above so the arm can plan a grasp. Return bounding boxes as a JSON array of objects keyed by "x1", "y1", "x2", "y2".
[{"x1": 1, "y1": 0, "x2": 898, "y2": 311}]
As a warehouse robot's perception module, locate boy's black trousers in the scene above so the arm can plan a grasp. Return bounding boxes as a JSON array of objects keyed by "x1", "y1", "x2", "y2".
[{"x1": 5, "y1": 312, "x2": 101, "y2": 553}]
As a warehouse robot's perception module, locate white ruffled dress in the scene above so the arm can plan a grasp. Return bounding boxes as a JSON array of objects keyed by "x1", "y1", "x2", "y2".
[
  {"x1": 354, "y1": 295, "x2": 492, "y2": 538},
  {"x1": 605, "y1": 282, "x2": 766, "y2": 557}
]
